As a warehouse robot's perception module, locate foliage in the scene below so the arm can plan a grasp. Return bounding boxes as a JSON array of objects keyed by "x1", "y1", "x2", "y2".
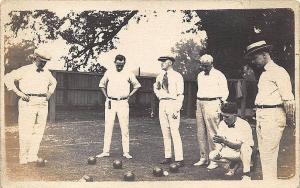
[{"x1": 171, "y1": 39, "x2": 207, "y2": 80}]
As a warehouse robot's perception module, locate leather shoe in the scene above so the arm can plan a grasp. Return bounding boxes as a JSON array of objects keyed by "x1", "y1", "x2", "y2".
[
  {"x1": 160, "y1": 158, "x2": 172, "y2": 164},
  {"x1": 175, "y1": 160, "x2": 185, "y2": 167}
]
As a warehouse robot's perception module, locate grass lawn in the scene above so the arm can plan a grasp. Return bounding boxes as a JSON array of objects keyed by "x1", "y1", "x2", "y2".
[{"x1": 4, "y1": 110, "x2": 296, "y2": 182}]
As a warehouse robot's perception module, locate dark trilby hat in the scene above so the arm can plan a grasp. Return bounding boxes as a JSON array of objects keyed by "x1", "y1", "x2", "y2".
[
  {"x1": 158, "y1": 55, "x2": 175, "y2": 63},
  {"x1": 244, "y1": 40, "x2": 272, "y2": 59},
  {"x1": 221, "y1": 102, "x2": 238, "y2": 114}
]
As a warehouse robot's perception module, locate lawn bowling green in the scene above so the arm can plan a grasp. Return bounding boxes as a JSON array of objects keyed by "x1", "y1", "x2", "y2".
[{"x1": 4, "y1": 110, "x2": 295, "y2": 181}]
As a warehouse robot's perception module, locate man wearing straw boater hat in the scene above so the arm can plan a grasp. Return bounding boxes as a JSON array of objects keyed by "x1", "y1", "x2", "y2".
[
  {"x1": 244, "y1": 40, "x2": 295, "y2": 180},
  {"x1": 4, "y1": 47, "x2": 57, "y2": 164},
  {"x1": 153, "y1": 54, "x2": 185, "y2": 167}
]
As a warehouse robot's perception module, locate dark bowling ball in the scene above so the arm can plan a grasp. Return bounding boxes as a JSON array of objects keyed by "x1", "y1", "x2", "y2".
[
  {"x1": 36, "y1": 158, "x2": 46, "y2": 167},
  {"x1": 113, "y1": 159, "x2": 122, "y2": 169},
  {"x1": 169, "y1": 163, "x2": 179, "y2": 173},
  {"x1": 87, "y1": 156, "x2": 97, "y2": 165},
  {"x1": 123, "y1": 171, "x2": 135, "y2": 181},
  {"x1": 153, "y1": 166, "x2": 163, "y2": 177}
]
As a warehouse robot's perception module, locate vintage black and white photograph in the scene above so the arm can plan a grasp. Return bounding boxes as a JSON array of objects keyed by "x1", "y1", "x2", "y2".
[{"x1": 0, "y1": 0, "x2": 299, "y2": 187}]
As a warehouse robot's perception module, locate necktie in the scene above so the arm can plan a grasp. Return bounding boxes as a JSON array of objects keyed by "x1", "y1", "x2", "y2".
[{"x1": 162, "y1": 72, "x2": 169, "y2": 93}]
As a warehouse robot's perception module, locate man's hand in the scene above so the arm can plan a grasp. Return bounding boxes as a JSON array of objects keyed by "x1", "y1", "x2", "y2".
[
  {"x1": 17, "y1": 91, "x2": 29, "y2": 102},
  {"x1": 284, "y1": 100, "x2": 295, "y2": 129},
  {"x1": 213, "y1": 135, "x2": 226, "y2": 144},
  {"x1": 154, "y1": 82, "x2": 161, "y2": 90},
  {"x1": 46, "y1": 92, "x2": 52, "y2": 101},
  {"x1": 172, "y1": 113, "x2": 178, "y2": 119}
]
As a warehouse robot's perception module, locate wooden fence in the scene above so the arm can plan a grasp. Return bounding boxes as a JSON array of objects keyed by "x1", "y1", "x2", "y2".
[{"x1": 4, "y1": 70, "x2": 257, "y2": 123}]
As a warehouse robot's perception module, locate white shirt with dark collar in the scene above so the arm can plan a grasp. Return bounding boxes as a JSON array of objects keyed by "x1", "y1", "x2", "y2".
[
  {"x1": 4, "y1": 64, "x2": 57, "y2": 95},
  {"x1": 197, "y1": 67, "x2": 229, "y2": 102},
  {"x1": 99, "y1": 69, "x2": 141, "y2": 98},
  {"x1": 217, "y1": 117, "x2": 254, "y2": 150},
  {"x1": 255, "y1": 60, "x2": 294, "y2": 105}
]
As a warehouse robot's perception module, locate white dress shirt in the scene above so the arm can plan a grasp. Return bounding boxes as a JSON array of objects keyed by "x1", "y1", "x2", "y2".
[
  {"x1": 255, "y1": 60, "x2": 294, "y2": 105},
  {"x1": 217, "y1": 117, "x2": 254, "y2": 150},
  {"x1": 4, "y1": 64, "x2": 57, "y2": 94},
  {"x1": 154, "y1": 69, "x2": 184, "y2": 111},
  {"x1": 99, "y1": 69, "x2": 141, "y2": 98},
  {"x1": 197, "y1": 67, "x2": 229, "y2": 101}
]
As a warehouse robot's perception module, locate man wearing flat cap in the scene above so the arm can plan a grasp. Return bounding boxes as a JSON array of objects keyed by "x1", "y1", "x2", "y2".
[
  {"x1": 244, "y1": 40, "x2": 295, "y2": 180},
  {"x1": 209, "y1": 103, "x2": 254, "y2": 180},
  {"x1": 193, "y1": 54, "x2": 229, "y2": 169},
  {"x1": 153, "y1": 55, "x2": 185, "y2": 167},
  {"x1": 4, "y1": 48, "x2": 57, "y2": 164}
]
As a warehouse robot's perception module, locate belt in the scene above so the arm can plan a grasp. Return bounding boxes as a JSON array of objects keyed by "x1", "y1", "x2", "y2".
[
  {"x1": 255, "y1": 104, "x2": 283, "y2": 109},
  {"x1": 160, "y1": 98, "x2": 176, "y2": 100},
  {"x1": 27, "y1": 94, "x2": 47, "y2": 97},
  {"x1": 197, "y1": 97, "x2": 220, "y2": 101},
  {"x1": 108, "y1": 97, "x2": 128, "y2": 101}
]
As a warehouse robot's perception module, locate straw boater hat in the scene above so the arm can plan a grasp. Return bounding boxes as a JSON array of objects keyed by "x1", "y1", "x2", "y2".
[
  {"x1": 244, "y1": 40, "x2": 272, "y2": 59},
  {"x1": 34, "y1": 48, "x2": 51, "y2": 61}
]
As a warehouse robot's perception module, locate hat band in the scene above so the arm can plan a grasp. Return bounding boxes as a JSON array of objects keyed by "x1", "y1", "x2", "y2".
[{"x1": 246, "y1": 40, "x2": 267, "y2": 51}]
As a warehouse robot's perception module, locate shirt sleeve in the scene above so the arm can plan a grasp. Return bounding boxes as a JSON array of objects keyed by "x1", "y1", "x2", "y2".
[
  {"x1": 241, "y1": 122, "x2": 254, "y2": 147},
  {"x1": 99, "y1": 72, "x2": 109, "y2": 88},
  {"x1": 218, "y1": 72, "x2": 229, "y2": 101},
  {"x1": 4, "y1": 68, "x2": 24, "y2": 91},
  {"x1": 153, "y1": 75, "x2": 163, "y2": 99},
  {"x1": 48, "y1": 71, "x2": 57, "y2": 94},
  {"x1": 175, "y1": 73, "x2": 184, "y2": 111},
  {"x1": 129, "y1": 72, "x2": 141, "y2": 89},
  {"x1": 276, "y1": 68, "x2": 294, "y2": 101}
]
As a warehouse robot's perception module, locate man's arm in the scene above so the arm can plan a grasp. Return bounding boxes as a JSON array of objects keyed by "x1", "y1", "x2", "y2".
[
  {"x1": 128, "y1": 73, "x2": 141, "y2": 98},
  {"x1": 213, "y1": 135, "x2": 242, "y2": 150},
  {"x1": 4, "y1": 69, "x2": 29, "y2": 101},
  {"x1": 218, "y1": 72, "x2": 229, "y2": 103},
  {"x1": 99, "y1": 72, "x2": 109, "y2": 98},
  {"x1": 46, "y1": 72, "x2": 57, "y2": 101}
]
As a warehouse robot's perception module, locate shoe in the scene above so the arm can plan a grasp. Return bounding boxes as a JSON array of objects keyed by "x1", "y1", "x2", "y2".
[
  {"x1": 123, "y1": 153, "x2": 133, "y2": 159},
  {"x1": 241, "y1": 175, "x2": 251, "y2": 181},
  {"x1": 96, "y1": 152, "x2": 110, "y2": 158},
  {"x1": 225, "y1": 168, "x2": 236, "y2": 176},
  {"x1": 175, "y1": 160, "x2": 185, "y2": 167},
  {"x1": 160, "y1": 158, "x2": 172, "y2": 164},
  {"x1": 207, "y1": 161, "x2": 218, "y2": 170},
  {"x1": 193, "y1": 158, "x2": 207, "y2": 166}
]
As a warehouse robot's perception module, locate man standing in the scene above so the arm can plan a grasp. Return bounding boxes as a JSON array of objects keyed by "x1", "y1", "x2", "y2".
[
  {"x1": 244, "y1": 40, "x2": 295, "y2": 180},
  {"x1": 194, "y1": 54, "x2": 229, "y2": 169},
  {"x1": 4, "y1": 48, "x2": 57, "y2": 164},
  {"x1": 153, "y1": 55, "x2": 185, "y2": 167},
  {"x1": 209, "y1": 103, "x2": 254, "y2": 180},
  {"x1": 96, "y1": 55, "x2": 141, "y2": 159}
]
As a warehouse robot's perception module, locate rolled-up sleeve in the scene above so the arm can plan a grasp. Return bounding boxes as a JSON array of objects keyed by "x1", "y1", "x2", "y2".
[
  {"x1": 48, "y1": 72, "x2": 57, "y2": 94},
  {"x1": 129, "y1": 72, "x2": 141, "y2": 89},
  {"x1": 153, "y1": 76, "x2": 162, "y2": 99},
  {"x1": 276, "y1": 68, "x2": 294, "y2": 101},
  {"x1": 99, "y1": 72, "x2": 109, "y2": 88},
  {"x1": 4, "y1": 69, "x2": 23, "y2": 91}
]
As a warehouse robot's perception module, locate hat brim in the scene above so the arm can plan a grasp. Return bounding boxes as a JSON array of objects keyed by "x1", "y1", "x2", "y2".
[
  {"x1": 158, "y1": 56, "x2": 175, "y2": 62},
  {"x1": 35, "y1": 53, "x2": 51, "y2": 61},
  {"x1": 244, "y1": 44, "x2": 272, "y2": 59}
]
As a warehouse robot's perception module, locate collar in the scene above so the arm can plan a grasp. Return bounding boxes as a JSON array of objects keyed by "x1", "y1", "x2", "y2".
[{"x1": 263, "y1": 60, "x2": 276, "y2": 71}]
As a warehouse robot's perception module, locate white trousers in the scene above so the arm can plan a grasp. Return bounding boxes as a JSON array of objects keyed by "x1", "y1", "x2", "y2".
[
  {"x1": 196, "y1": 100, "x2": 221, "y2": 160},
  {"x1": 18, "y1": 97, "x2": 48, "y2": 163},
  {"x1": 102, "y1": 100, "x2": 129, "y2": 154},
  {"x1": 256, "y1": 108, "x2": 286, "y2": 180},
  {"x1": 209, "y1": 144, "x2": 253, "y2": 173},
  {"x1": 159, "y1": 100, "x2": 183, "y2": 161}
]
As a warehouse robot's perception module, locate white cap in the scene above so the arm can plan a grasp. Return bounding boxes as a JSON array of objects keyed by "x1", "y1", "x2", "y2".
[{"x1": 199, "y1": 54, "x2": 213, "y2": 64}]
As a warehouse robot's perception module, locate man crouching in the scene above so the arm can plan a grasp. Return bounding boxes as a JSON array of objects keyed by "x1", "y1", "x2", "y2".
[{"x1": 209, "y1": 103, "x2": 254, "y2": 180}]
